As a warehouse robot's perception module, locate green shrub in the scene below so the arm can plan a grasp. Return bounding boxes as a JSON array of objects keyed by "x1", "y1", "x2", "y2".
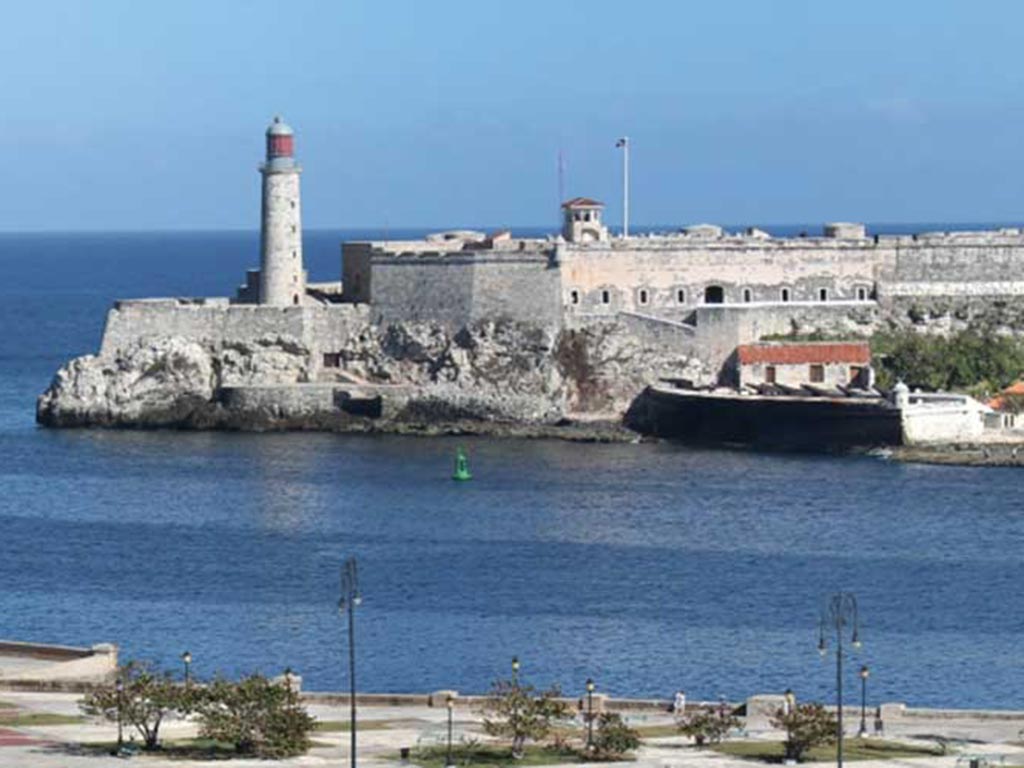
[
  {"x1": 770, "y1": 702, "x2": 837, "y2": 762},
  {"x1": 481, "y1": 678, "x2": 570, "y2": 758},
  {"x1": 677, "y1": 706, "x2": 740, "y2": 747},
  {"x1": 194, "y1": 674, "x2": 315, "y2": 758},
  {"x1": 590, "y1": 712, "x2": 640, "y2": 759},
  {"x1": 80, "y1": 661, "x2": 195, "y2": 750},
  {"x1": 872, "y1": 329, "x2": 1024, "y2": 393}
]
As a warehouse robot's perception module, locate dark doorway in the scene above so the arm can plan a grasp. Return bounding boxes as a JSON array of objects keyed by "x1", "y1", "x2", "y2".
[{"x1": 704, "y1": 285, "x2": 724, "y2": 304}]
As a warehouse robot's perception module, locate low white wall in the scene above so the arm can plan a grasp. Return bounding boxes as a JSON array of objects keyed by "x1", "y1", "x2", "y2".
[{"x1": 902, "y1": 402, "x2": 986, "y2": 444}]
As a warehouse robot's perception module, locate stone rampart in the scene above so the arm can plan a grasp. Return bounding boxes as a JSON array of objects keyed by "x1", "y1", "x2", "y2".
[
  {"x1": 100, "y1": 300, "x2": 370, "y2": 372},
  {"x1": 559, "y1": 239, "x2": 883, "y2": 315},
  {"x1": 367, "y1": 251, "x2": 561, "y2": 328}
]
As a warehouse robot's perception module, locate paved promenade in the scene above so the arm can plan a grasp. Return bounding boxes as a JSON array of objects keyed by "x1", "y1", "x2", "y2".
[{"x1": 0, "y1": 690, "x2": 1022, "y2": 767}]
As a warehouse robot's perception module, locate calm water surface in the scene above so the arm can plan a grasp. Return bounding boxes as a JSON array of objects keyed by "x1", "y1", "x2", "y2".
[{"x1": 0, "y1": 230, "x2": 1022, "y2": 708}]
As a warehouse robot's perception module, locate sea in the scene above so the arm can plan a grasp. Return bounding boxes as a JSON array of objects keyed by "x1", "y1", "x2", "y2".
[{"x1": 1, "y1": 225, "x2": 1023, "y2": 710}]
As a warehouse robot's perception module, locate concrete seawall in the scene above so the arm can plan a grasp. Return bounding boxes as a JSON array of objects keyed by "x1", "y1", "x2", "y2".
[{"x1": 0, "y1": 639, "x2": 117, "y2": 685}]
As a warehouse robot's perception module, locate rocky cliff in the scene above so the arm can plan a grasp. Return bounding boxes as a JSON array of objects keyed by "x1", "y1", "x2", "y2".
[{"x1": 37, "y1": 319, "x2": 707, "y2": 437}]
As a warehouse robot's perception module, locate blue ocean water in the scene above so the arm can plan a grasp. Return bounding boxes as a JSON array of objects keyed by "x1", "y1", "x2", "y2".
[{"x1": 1, "y1": 227, "x2": 1023, "y2": 709}]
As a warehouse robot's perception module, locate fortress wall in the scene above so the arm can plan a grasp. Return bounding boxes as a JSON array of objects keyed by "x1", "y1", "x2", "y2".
[
  {"x1": 101, "y1": 300, "x2": 305, "y2": 355},
  {"x1": 881, "y1": 241, "x2": 1024, "y2": 302},
  {"x1": 368, "y1": 252, "x2": 560, "y2": 328},
  {"x1": 100, "y1": 300, "x2": 369, "y2": 360},
  {"x1": 341, "y1": 242, "x2": 373, "y2": 303},
  {"x1": 558, "y1": 242, "x2": 885, "y2": 317},
  {"x1": 369, "y1": 257, "x2": 476, "y2": 326},
  {"x1": 469, "y1": 254, "x2": 561, "y2": 326}
]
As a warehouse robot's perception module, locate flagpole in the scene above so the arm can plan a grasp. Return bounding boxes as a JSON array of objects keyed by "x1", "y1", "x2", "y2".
[{"x1": 617, "y1": 137, "x2": 630, "y2": 238}]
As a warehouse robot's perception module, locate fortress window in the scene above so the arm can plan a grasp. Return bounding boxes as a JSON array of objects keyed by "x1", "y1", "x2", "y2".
[
  {"x1": 676, "y1": 288, "x2": 686, "y2": 304},
  {"x1": 742, "y1": 288, "x2": 752, "y2": 303},
  {"x1": 857, "y1": 286, "x2": 868, "y2": 301},
  {"x1": 293, "y1": 295, "x2": 299, "y2": 305},
  {"x1": 704, "y1": 285, "x2": 724, "y2": 304},
  {"x1": 765, "y1": 365, "x2": 777, "y2": 384},
  {"x1": 809, "y1": 364, "x2": 825, "y2": 383},
  {"x1": 569, "y1": 289, "x2": 580, "y2": 305},
  {"x1": 819, "y1": 288, "x2": 829, "y2": 302},
  {"x1": 601, "y1": 289, "x2": 611, "y2": 305},
  {"x1": 638, "y1": 289, "x2": 649, "y2": 305},
  {"x1": 781, "y1": 288, "x2": 791, "y2": 302}
]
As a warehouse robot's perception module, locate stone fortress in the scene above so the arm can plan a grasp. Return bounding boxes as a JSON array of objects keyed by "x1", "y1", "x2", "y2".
[{"x1": 35, "y1": 117, "x2": 1024, "y2": 439}]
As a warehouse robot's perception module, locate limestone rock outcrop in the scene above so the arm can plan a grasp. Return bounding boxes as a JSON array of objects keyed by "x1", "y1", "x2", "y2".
[{"x1": 37, "y1": 318, "x2": 706, "y2": 436}]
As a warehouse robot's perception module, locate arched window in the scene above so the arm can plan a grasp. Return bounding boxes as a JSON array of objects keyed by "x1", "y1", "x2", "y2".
[
  {"x1": 569, "y1": 289, "x2": 580, "y2": 305},
  {"x1": 742, "y1": 288, "x2": 752, "y2": 303},
  {"x1": 856, "y1": 286, "x2": 868, "y2": 301},
  {"x1": 293, "y1": 295, "x2": 299, "y2": 305},
  {"x1": 819, "y1": 288, "x2": 829, "y2": 302},
  {"x1": 601, "y1": 289, "x2": 610, "y2": 305},
  {"x1": 638, "y1": 288, "x2": 649, "y2": 305},
  {"x1": 676, "y1": 288, "x2": 686, "y2": 304},
  {"x1": 704, "y1": 285, "x2": 724, "y2": 304},
  {"x1": 781, "y1": 287, "x2": 791, "y2": 302}
]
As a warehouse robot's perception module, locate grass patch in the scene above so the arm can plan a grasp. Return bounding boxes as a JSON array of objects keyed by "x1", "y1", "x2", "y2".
[
  {"x1": 314, "y1": 719, "x2": 393, "y2": 732},
  {"x1": 412, "y1": 743, "x2": 586, "y2": 768},
  {"x1": 712, "y1": 738, "x2": 943, "y2": 763},
  {"x1": 0, "y1": 712, "x2": 84, "y2": 727},
  {"x1": 77, "y1": 736, "x2": 335, "y2": 759},
  {"x1": 635, "y1": 724, "x2": 684, "y2": 739},
  {"x1": 77, "y1": 739, "x2": 238, "y2": 759},
  {"x1": 0, "y1": 701, "x2": 17, "y2": 710}
]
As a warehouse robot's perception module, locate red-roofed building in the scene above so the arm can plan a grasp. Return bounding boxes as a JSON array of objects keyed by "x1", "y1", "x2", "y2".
[
  {"x1": 736, "y1": 341, "x2": 873, "y2": 389},
  {"x1": 986, "y1": 380, "x2": 1024, "y2": 411}
]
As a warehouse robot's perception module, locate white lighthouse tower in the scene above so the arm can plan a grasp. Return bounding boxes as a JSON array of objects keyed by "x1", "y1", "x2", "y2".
[{"x1": 259, "y1": 116, "x2": 304, "y2": 306}]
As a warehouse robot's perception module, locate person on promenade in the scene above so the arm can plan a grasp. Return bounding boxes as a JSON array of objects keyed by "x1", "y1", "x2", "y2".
[{"x1": 673, "y1": 690, "x2": 686, "y2": 714}]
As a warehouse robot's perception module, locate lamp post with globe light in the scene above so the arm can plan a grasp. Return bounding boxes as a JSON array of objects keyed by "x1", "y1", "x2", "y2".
[
  {"x1": 181, "y1": 651, "x2": 192, "y2": 686},
  {"x1": 585, "y1": 679, "x2": 596, "y2": 750},
  {"x1": 858, "y1": 666, "x2": 870, "y2": 737},
  {"x1": 818, "y1": 592, "x2": 862, "y2": 768},
  {"x1": 339, "y1": 557, "x2": 362, "y2": 768}
]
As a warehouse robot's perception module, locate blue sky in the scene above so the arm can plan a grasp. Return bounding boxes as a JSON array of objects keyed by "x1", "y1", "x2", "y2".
[{"x1": 6, "y1": 0, "x2": 1024, "y2": 231}]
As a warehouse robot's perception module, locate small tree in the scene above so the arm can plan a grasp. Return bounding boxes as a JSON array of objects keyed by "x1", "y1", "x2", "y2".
[
  {"x1": 481, "y1": 678, "x2": 570, "y2": 758},
  {"x1": 80, "y1": 661, "x2": 193, "y2": 750},
  {"x1": 677, "y1": 705, "x2": 740, "y2": 747},
  {"x1": 194, "y1": 674, "x2": 315, "y2": 758},
  {"x1": 771, "y1": 703, "x2": 837, "y2": 762},
  {"x1": 590, "y1": 712, "x2": 640, "y2": 760}
]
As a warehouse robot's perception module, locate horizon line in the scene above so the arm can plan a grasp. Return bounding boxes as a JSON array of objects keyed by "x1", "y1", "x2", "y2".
[{"x1": 1, "y1": 219, "x2": 1024, "y2": 237}]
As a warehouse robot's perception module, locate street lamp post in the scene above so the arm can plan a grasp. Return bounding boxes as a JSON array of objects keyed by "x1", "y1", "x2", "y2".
[
  {"x1": 585, "y1": 678, "x2": 595, "y2": 750},
  {"x1": 615, "y1": 137, "x2": 630, "y2": 237},
  {"x1": 114, "y1": 676, "x2": 124, "y2": 755},
  {"x1": 818, "y1": 592, "x2": 862, "y2": 768},
  {"x1": 339, "y1": 557, "x2": 362, "y2": 768},
  {"x1": 858, "y1": 666, "x2": 870, "y2": 737},
  {"x1": 511, "y1": 656, "x2": 519, "y2": 686},
  {"x1": 446, "y1": 695, "x2": 455, "y2": 768},
  {"x1": 181, "y1": 651, "x2": 192, "y2": 686}
]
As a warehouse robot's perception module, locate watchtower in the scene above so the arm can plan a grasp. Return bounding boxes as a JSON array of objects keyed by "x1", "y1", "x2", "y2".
[
  {"x1": 259, "y1": 116, "x2": 305, "y2": 306},
  {"x1": 561, "y1": 197, "x2": 609, "y2": 243}
]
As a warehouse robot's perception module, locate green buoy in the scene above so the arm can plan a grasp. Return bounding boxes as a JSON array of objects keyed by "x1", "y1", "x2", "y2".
[{"x1": 452, "y1": 446, "x2": 472, "y2": 481}]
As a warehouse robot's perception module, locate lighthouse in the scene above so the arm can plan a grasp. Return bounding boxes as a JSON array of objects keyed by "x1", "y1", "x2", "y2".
[{"x1": 259, "y1": 116, "x2": 304, "y2": 306}]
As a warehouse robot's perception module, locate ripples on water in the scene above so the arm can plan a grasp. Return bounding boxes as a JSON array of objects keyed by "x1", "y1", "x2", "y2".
[{"x1": 0, "y1": 231, "x2": 1022, "y2": 708}]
